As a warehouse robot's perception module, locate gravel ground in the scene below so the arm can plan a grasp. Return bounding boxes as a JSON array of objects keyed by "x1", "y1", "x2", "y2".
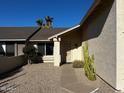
[
  {"x1": 0, "y1": 63, "x2": 123, "y2": 93},
  {"x1": 0, "y1": 63, "x2": 62, "y2": 93}
]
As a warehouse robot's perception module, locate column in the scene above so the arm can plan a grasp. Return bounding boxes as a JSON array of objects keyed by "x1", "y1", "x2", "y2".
[
  {"x1": 116, "y1": 0, "x2": 124, "y2": 91},
  {"x1": 15, "y1": 43, "x2": 18, "y2": 56},
  {"x1": 53, "y1": 37, "x2": 61, "y2": 67}
]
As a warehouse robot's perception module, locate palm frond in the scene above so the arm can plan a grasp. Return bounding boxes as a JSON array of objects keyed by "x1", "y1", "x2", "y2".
[{"x1": 36, "y1": 19, "x2": 43, "y2": 26}]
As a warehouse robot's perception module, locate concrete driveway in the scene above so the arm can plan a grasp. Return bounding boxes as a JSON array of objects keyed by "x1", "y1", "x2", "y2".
[{"x1": 0, "y1": 63, "x2": 122, "y2": 93}]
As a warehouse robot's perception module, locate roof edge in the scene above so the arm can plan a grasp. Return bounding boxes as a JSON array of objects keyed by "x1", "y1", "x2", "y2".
[
  {"x1": 80, "y1": 0, "x2": 101, "y2": 26},
  {"x1": 0, "y1": 39, "x2": 26, "y2": 41},
  {"x1": 30, "y1": 40, "x2": 50, "y2": 42},
  {"x1": 48, "y1": 25, "x2": 80, "y2": 40}
]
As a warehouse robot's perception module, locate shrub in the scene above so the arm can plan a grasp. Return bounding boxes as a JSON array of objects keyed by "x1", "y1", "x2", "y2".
[
  {"x1": 23, "y1": 44, "x2": 37, "y2": 64},
  {"x1": 83, "y1": 42, "x2": 96, "y2": 81},
  {"x1": 73, "y1": 60, "x2": 83, "y2": 68}
]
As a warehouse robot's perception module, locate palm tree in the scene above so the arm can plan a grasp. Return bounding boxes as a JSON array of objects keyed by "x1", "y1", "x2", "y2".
[
  {"x1": 23, "y1": 19, "x2": 43, "y2": 64},
  {"x1": 45, "y1": 16, "x2": 53, "y2": 28},
  {"x1": 36, "y1": 19, "x2": 43, "y2": 27}
]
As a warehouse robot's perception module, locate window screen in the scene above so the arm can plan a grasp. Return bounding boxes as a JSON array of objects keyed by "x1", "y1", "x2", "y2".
[
  {"x1": 38, "y1": 43, "x2": 45, "y2": 56},
  {"x1": 6, "y1": 44, "x2": 15, "y2": 56},
  {"x1": 46, "y1": 43, "x2": 53, "y2": 55}
]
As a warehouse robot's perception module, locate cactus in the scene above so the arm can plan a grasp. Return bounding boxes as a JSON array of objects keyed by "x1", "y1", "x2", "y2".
[{"x1": 83, "y1": 42, "x2": 96, "y2": 81}]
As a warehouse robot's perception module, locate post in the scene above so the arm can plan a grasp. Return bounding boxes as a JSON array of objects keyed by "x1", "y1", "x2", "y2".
[
  {"x1": 53, "y1": 37, "x2": 61, "y2": 66},
  {"x1": 15, "y1": 43, "x2": 18, "y2": 56}
]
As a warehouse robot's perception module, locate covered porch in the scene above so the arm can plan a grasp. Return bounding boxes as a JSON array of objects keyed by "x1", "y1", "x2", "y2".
[{"x1": 49, "y1": 25, "x2": 83, "y2": 67}]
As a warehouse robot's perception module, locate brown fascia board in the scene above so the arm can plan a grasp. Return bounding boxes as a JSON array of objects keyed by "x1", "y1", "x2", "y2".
[
  {"x1": 80, "y1": 0, "x2": 101, "y2": 26},
  {"x1": 0, "y1": 39, "x2": 26, "y2": 42}
]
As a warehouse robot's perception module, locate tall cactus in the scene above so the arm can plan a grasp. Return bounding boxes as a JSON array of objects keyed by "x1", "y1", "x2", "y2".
[{"x1": 83, "y1": 42, "x2": 96, "y2": 81}]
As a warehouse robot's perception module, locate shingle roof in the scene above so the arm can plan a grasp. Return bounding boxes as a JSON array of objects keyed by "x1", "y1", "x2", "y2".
[
  {"x1": 30, "y1": 28, "x2": 68, "y2": 41},
  {"x1": 0, "y1": 27, "x2": 37, "y2": 40},
  {"x1": 0, "y1": 27, "x2": 67, "y2": 41}
]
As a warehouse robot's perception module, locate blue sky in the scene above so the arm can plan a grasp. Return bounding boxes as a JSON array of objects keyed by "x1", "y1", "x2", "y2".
[{"x1": 0, "y1": 0, "x2": 94, "y2": 27}]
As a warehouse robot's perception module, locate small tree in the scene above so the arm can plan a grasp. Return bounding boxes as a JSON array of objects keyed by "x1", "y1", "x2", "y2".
[
  {"x1": 23, "y1": 19, "x2": 43, "y2": 64},
  {"x1": 23, "y1": 16, "x2": 53, "y2": 64},
  {"x1": 23, "y1": 44, "x2": 37, "y2": 64}
]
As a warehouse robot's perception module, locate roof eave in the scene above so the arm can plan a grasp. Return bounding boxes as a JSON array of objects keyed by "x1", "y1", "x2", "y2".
[
  {"x1": 48, "y1": 25, "x2": 80, "y2": 40},
  {"x1": 30, "y1": 40, "x2": 50, "y2": 42},
  {"x1": 0, "y1": 39, "x2": 26, "y2": 41},
  {"x1": 80, "y1": 0, "x2": 101, "y2": 26}
]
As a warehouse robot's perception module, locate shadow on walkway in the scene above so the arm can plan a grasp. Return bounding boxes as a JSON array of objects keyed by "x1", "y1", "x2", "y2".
[
  {"x1": 60, "y1": 64, "x2": 99, "y2": 93},
  {"x1": 0, "y1": 66, "x2": 25, "y2": 80}
]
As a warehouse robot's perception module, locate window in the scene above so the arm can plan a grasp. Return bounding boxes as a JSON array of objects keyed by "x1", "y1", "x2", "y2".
[
  {"x1": 38, "y1": 43, "x2": 45, "y2": 56},
  {"x1": 46, "y1": 43, "x2": 53, "y2": 55},
  {"x1": 0, "y1": 43, "x2": 15, "y2": 57},
  {"x1": 37, "y1": 42, "x2": 53, "y2": 56},
  {"x1": 6, "y1": 43, "x2": 15, "y2": 56},
  {"x1": 0, "y1": 43, "x2": 5, "y2": 56}
]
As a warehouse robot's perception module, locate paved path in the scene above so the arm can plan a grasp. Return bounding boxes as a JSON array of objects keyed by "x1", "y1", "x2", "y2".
[{"x1": 0, "y1": 63, "x2": 122, "y2": 93}]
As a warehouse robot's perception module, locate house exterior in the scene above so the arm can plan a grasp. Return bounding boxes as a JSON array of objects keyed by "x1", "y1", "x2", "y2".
[
  {"x1": 49, "y1": 0, "x2": 124, "y2": 92},
  {"x1": 0, "y1": 27, "x2": 67, "y2": 63},
  {"x1": 0, "y1": 0, "x2": 124, "y2": 92}
]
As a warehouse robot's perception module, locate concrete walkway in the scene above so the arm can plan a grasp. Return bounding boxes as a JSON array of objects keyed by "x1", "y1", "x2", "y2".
[
  {"x1": 61, "y1": 64, "x2": 99, "y2": 93},
  {"x1": 61, "y1": 64, "x2": 121, "y2": 93},
  {"x1": 0, "y1": 63, "x2": 122, "y2": 93}
]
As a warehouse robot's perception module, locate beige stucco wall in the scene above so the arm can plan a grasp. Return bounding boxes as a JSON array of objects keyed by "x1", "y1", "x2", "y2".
[
  {"x1": 116, "y1": 0, "x2": 124, "y2": 91},
  {"x1": 81, "y1": 0, "x2": 117, "y2": 89},
  {"x1": 17, "y1": 44, "x2": 25, "y2": 56},
  {"x1": 60, "y1": 28, "x2": 83, "y2": 64}
]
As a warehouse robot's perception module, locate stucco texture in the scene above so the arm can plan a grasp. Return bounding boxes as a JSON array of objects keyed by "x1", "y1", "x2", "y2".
[
  {"x1": 116, "y1": 0, "x2": 124, "y2": 91},
  {"x1": 60, "y1": 28, "x2": 83, "y2": 64},
  {"x1": 81, "y1": 0, "x2": 116, "y2": 89},
  {"x1": 0, "y1": 55, "x2": 27, "y2": 75}
]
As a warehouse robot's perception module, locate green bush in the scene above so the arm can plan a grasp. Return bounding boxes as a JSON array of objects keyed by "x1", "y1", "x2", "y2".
[
  {"x1": 23, "y1": 44, "x2": 37, "y2": 64},
  {"x1": 73, "y1": 60, "x2": 83, "y2": 68},
  {"x1": 83, "y1": 42, "x2": 96, "y2": 81}
]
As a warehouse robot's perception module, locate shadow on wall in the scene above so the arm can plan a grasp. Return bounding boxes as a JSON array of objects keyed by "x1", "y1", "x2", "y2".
[
  {"x1": 81, "y1": 0, "x2": 114, "y2": 41},
  {"x1": 60, "y1": 28, "x2": 82, "y2": 64},
  {"x1": 60, "y1": 0, "x2": 114, "y2": 65}
]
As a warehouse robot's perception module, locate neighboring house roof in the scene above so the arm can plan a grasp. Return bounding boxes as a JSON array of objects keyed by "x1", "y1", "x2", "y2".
[
  {"x1": 0, "y1": 27, "x2": 37, "y2": 41},
  {"x1": 0, "y1": 0, "x2": 101, "y2": 42},
  {"x1": 0, "y1": 27, "x2": 67, "y2": 41},
  {"x1": 30, "y1": 28, "x2": 68, "y2": 41},
  {"x1": 48, "y1": 0, "x2": 101, "y2": 40}
]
